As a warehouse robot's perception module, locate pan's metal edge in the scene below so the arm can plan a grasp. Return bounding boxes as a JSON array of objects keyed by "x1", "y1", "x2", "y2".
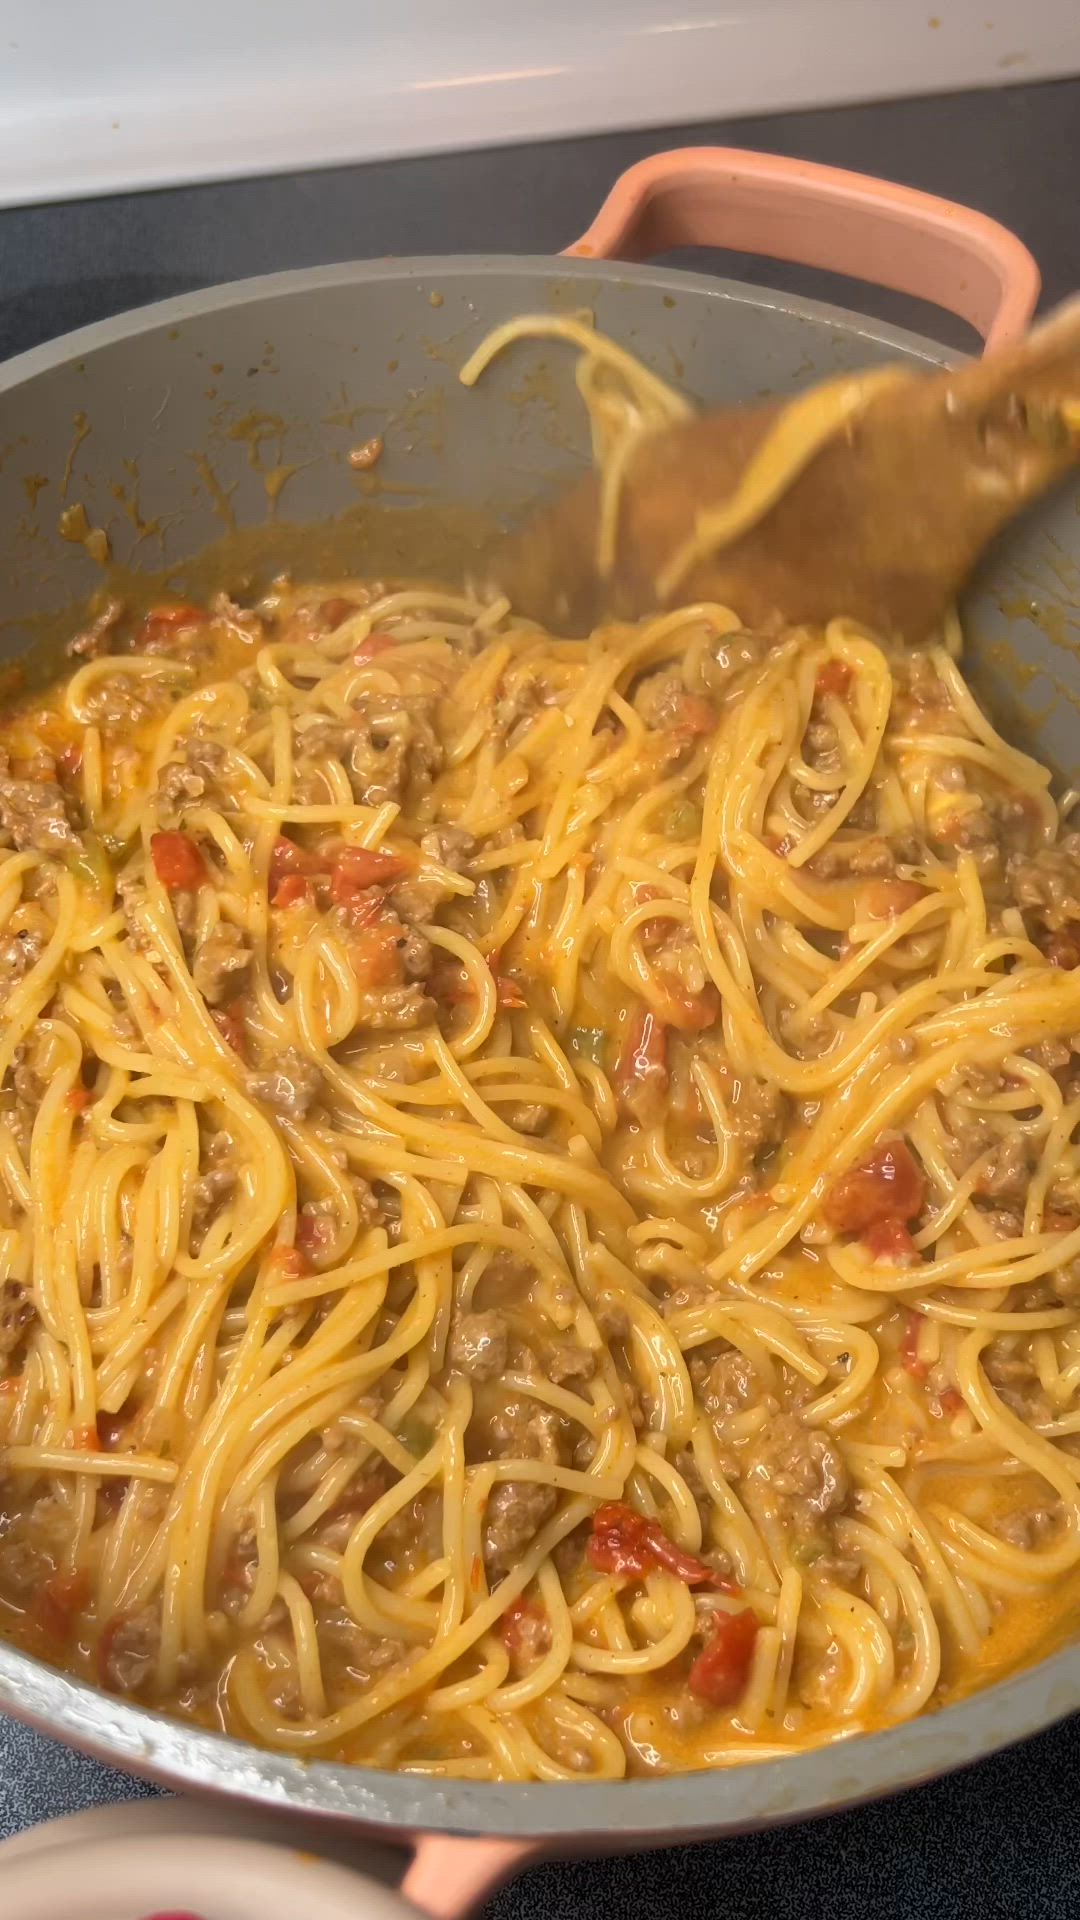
[
  {"x1": 0, "y1": 253, "x2": 951, "y2": 400},
  {"x1": 2, "y1": 1632, "x2": 1078, "y2": 1840}
]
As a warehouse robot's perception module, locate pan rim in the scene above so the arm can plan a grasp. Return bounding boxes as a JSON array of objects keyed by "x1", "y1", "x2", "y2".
[
  {"x1": 1, "y1": 1629, "x2": 1078, "y2": 1838},
  {"x1": 0, "y1": 252, "x2": 953, "y2": 402}
]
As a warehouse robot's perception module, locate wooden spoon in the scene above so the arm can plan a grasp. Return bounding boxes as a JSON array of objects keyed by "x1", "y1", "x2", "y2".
[{"x1": 491, "y1": 298, "x2": 1080, "y2": 642}]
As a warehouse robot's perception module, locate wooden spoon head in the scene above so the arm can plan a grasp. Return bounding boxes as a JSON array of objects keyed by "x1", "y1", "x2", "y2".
[{"x1": 493, "y1": 299, "x2": 1080, "y2": 641}]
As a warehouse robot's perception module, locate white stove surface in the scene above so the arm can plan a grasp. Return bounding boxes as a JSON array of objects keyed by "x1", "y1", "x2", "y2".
[{"x1": 2, "y1": 0, "x2": 1079, "y2": 209}]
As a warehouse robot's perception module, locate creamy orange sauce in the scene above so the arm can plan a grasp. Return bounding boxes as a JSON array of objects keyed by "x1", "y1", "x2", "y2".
[{"x1": 0, "y1": 579, "x2": 1078, "y2": 1782}]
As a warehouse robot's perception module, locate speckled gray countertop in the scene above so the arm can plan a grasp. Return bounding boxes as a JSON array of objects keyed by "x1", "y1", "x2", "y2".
[{"x1": 2, "y1": 73, "x2": 1080, "y2": 1917}]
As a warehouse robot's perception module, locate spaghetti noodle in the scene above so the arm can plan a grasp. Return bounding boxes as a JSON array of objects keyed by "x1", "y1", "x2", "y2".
[{"x1": 1, "y1": 324, "x2": 1080, "y2": 1782}]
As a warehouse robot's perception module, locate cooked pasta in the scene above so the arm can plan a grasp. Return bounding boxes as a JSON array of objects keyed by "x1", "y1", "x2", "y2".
[{"x1": 1, "y1": 323, "x2": 1079, "y2": 1784}]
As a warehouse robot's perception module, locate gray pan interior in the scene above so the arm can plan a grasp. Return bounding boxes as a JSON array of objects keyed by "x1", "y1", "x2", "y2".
[{"x1": 1, "y1": 257, "x2": 1079, "y2": 1841}]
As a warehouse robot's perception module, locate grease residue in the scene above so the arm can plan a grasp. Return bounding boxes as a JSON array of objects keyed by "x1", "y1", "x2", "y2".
[
  {"x1": 351, "y1": 478, "x2": 436, "y2": 501},
  {"x1": 191, "y1": 453, "x2": 237, "y2": 532},
  {"x1": 57, "y1": 502, "x2": 110, "y2": 565},
  {"x1": 998, "y1": 591, "x2": 1080, "y2": 660},
  {"x1": 224, "y1": 411, "x2": 308, "y2": 512},
  {"x1": 7, "y1": 497, "x2": 497, "y2": 697},
  {"x1": 227, "y1": 410, "x2": 287, "y2": 468},
  {"x1": 60, "y1": 412, "x2": 90, "y2": 499},
  {"x1": 22, "y1": 474, "x2": 48, "y2": 511},
  {"x1": 109, "y1": 459, "x2": 163, "y2": 546},
  {"x1": 983, "y1": 640, "x2": 1046, "y2": 694},
  {"x1": 964, "y1": 590, "x2": 1080, "y2": 783},
  {"x1": 322, "y1": 391, "x2": 388, "y2": 433},
  {"x1": 502, "y1": 361, "x2": 582, "y2": 457},
  {"x1": 262, "y1": 464, "x2": 305, "y2": 510},
  {"x1": 1045, "y1": 534, "x2": 1080, "y2": 599},
  {"x1": 397, "y1": 383, "x2": 447, "y2": 457}
]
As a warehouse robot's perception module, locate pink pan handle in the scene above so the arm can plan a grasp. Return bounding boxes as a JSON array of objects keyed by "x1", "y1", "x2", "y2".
[
  {"x1": 402, "y1": 1835, "x2": 537, "y2": 1917},
  {"x1": 565, "y1": 147, "x2": 1040, "y2": 353}
]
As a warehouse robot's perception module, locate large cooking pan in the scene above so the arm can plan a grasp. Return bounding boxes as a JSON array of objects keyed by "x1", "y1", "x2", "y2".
[{"x1": 1, "y1": 148, "x2": 1078, "y2": 1911}]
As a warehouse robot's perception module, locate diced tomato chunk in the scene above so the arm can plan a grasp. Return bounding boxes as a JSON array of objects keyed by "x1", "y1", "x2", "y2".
[
  {"x1": 823, "y1": 1138, "x2": 924, "y2": 1235},
  {"x1": 270, "y1": 835, "x2": 308, "y2": 878},
  {"x1": 150, "y1": 830, "x2": 206, "y2": 891},
  {"x1": 865, "y1": 1217, "x2": 920, "y2": 1265},
  {"x1": 317, "y1": 598, "x2": 356, "y2": 630},
  {"x1": 500, "y1": 1596, "x2": 551, "y2": 1659},
  {"x1": 353, "y1": 631, "x2": 397, "y2": 664},
  {"x1": 342, "y1": 891, "x2": 391, "y2": 936},
  {"x1": 137, "y1": 602, "x2": 203, "y2": 650},
  {"x1": 587, "y1": 1501, "x2": 727, "y2": 1588},
  {"x1": 935, "y1": 1387, "x2": 964, "y2": 1417},
  {"x1": 613, "y1": 1006, "x2": 669, "y2": 1123},
  {"x1": 211, "y1": 1002, "x2": 247, "y2": 1056},
  {"x1": 272, "y1": 873, "x2": 312, "y2": 909},
  {"x1": 862, "y1": 879, "x2": 929, "y2": 920},
  {"x1": 329, "y1": 846, "x2": 410, "y2": 901},
  {"x1": 66, "y1": 1085, "x2": 91, "y2": 1113},
  {"x1": 269, "y1": 835, "x2": 328, "y2": 899},
  {"x1": 35, "y1": 1569, "x2": 91, "y2": 1643},
  {"x1": 688, "y1": 1608, "x2": 759, "y2": 1707},
  {"x1": 144, "y1": 602, "x2": 201, "y2": 627},
  {"x1": 669, "y1": 693, "x2": 717, "y2": 736},
  {"x1": 348, "y1": 917, "x2": 405, "y2": 989},
  {"x1": 661, "y1": 981, "x2": 720, "y2": 1033},
  {"x1": 429, "y1": 961, "x2": 472, "y2": 1005},
  {"x1": 269, "y1": 1245, "x2": 304, "y2": 1279},
  {"x1": 815, "y1": 658, "x2": 853, "y2": 698}
]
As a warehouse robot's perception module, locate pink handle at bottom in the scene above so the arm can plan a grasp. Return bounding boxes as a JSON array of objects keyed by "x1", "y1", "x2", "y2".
[
  {"x1": 402, "y1": 1835, "x2": 537, "y2": 1918},
  {"x1": 565, "y1": 146, "x2": 1040, "y2": 354}
]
